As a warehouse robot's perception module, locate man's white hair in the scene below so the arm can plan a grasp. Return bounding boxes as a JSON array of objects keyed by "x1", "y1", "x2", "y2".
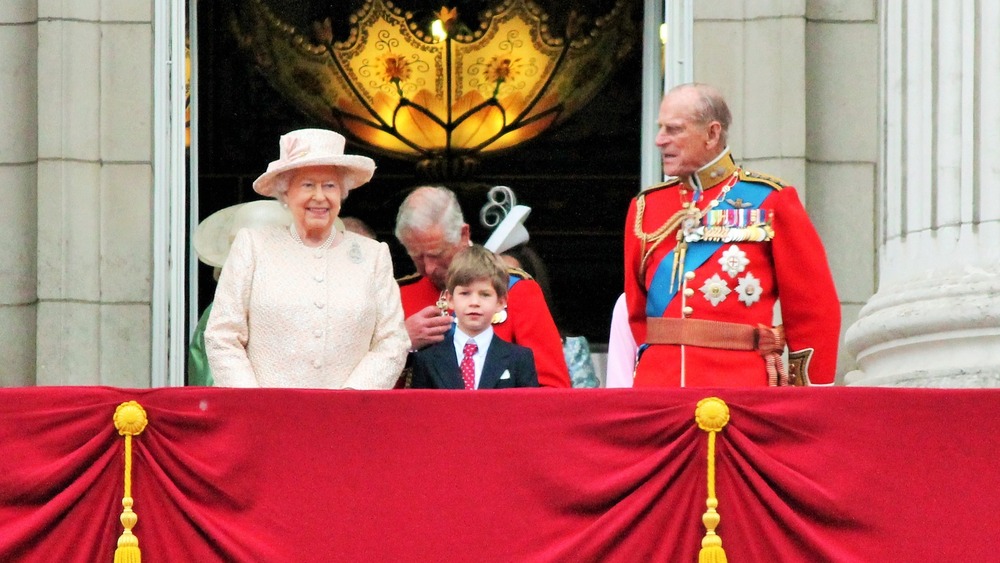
[{"x1": 394, "y1": 186, "x2": 465, "y2": 245}]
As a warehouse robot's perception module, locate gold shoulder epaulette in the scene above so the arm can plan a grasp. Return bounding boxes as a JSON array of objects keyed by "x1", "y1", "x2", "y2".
[
  {"x1": 739, "y1": 169, "x2": 785, "y2": 190},
  {"x1": 396, "y1": 272, "x2": 422, "y2": 286},
  {"x1": 639, "y1": 177, "x2": 682, "y2": 197},
  {"x1": 506, "y1": 266, "x2": 533, "y2": 281}
]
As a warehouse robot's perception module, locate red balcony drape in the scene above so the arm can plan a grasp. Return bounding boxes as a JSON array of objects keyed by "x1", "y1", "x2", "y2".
[{"x1": 1, "y1": 386, "x2": 998, "y2": 561}]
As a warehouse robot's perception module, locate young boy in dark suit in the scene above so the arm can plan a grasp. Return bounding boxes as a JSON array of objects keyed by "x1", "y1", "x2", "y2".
[{"x1": 410, "y1": 244, "x2": 539, "y2": 389}]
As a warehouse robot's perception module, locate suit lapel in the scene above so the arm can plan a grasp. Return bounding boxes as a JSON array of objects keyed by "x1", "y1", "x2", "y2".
[
  {"x1": 433, "y1": 335, "x2": 465, "y2": 389},
  {"x1": 478, "y1": 338, "x2": 510, "y2": 389}
]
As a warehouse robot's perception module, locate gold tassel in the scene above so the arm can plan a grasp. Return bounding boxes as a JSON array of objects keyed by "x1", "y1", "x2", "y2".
[
  {"x1": 670, "y1": 240, "x2": 687, "y2": 293},
  {"x1": 113, "y1": 401, "x2": 148, "y2": 563},
  {"x1": 695, "y1": 397, "x2": 730, "y2": 563}
]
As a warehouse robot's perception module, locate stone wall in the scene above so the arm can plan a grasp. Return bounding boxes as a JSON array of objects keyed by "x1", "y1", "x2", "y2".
[{"x1": 0, "y1": 1, "x2": 154, "y2": 386}]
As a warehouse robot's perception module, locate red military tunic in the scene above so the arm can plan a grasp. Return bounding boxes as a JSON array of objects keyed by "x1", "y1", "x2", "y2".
[
  {"x1": 624, "y1": 151, "x2": 840, "y2": 387},
  {"x1": 398, "y1": 273, "x2": 571, "y2": 388}
]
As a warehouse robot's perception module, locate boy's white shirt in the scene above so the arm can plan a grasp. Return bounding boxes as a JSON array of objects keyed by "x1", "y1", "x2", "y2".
[{"x1": 453, "y1": 326, "x2": 495, "y2": 389}]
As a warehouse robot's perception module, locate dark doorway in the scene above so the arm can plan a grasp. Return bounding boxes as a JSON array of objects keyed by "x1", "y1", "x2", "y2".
[{"x1": 194, "y1": 0, "x2": 643, "y2": 345}]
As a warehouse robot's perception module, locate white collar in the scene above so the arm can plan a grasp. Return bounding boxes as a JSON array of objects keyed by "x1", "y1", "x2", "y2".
[{"x1": 454, "y1": 326, "x2": 494, "y2": 352}]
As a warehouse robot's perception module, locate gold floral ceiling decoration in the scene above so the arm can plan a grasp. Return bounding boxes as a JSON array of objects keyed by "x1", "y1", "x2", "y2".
[{"x1": 231, "y1": 0, "x2": 636, "y2": 178}]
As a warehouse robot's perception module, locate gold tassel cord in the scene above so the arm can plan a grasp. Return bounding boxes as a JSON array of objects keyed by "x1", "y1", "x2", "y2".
[
  {"x1": 632, "y1": 194, "x2": 691, "y2": 280},
  {"x1": 113, "y1": 401, "x2": 148, "y2": 563},
  {"x1": 695, "y1": 397, "x2": 730, "y2": 563}
]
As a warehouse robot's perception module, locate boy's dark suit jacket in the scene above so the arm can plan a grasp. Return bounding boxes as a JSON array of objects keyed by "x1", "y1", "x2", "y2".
[{"x1": 410, "y1": 333, "x2": 539, "y2": 389}]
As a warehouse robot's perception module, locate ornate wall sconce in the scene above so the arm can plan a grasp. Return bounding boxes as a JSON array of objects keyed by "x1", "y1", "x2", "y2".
[{"x1": 231, "y1": 0, "x2": 636, "y2": 179}]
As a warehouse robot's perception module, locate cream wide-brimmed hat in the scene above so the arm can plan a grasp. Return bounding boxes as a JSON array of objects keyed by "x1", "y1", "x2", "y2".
[
  {"x1": 252, "y1": 128, "x2": 376, "y2": 197},
  {"x1": 194, "y1": 200, "x2": 293, "y2": 268},
  {"x1": 484, "y1": 205, "x2": 531, "y2": 255}
]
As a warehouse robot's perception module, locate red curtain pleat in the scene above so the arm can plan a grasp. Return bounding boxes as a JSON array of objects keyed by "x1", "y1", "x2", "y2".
[{"x1": 1, "y1": 386, "x2": 998, "y2": 562}]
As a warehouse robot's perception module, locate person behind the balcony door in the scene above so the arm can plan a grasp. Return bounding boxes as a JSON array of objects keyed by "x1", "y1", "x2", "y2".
[{"x1": 394, "y1": 186, "x2": 570, "y2": 388}]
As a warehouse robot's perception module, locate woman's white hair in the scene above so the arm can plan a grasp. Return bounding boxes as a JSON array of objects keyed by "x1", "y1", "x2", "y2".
[{"x1": 394, "y1": 186, "x2": 465, "y2": 244}]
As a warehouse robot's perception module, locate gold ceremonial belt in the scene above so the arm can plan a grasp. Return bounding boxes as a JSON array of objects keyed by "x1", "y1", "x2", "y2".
[{"x1": 646, "y1": 318, "x2": 784, "y2": 354}]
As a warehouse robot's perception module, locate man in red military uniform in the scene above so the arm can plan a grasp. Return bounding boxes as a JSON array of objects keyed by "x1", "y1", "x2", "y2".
[
  {"x1": 625, "y1": 83, "x2": 841, "y2": 387},
  {"x1": 395, "y1": 186, "x2": 570, "y2": 388}
]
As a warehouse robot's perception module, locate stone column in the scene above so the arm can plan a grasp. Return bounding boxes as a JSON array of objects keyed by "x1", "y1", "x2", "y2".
[
  {"x1": 0, "y1": 2, "x2": 38, "y2": 386},
  {"x1": 845, "y1": 1, "x2": 1000, "y2": 387}
]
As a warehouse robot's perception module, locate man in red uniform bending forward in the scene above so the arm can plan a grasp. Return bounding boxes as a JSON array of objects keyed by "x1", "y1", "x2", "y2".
[
  {"x1": 625, "y1": 83, "x2": 841, "y2": 387},
  {"x1": 395, "y1": 186, "x2": 570, "y2": 388}
]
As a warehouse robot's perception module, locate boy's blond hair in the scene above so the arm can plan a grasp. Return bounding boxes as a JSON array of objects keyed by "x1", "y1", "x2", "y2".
[{"x1": 446, "y1": 244, "x2": 509, "y2": 298}]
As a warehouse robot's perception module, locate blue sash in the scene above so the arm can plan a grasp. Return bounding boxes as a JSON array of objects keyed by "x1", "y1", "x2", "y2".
[{"x1": 645, "y1": 181, "x2": 773, "y2": 317}]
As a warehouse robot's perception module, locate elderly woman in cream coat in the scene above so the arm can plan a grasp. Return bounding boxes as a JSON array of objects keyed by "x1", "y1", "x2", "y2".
[{"x1": 205, "y1": 128, "x2": 410, "y2": 388}]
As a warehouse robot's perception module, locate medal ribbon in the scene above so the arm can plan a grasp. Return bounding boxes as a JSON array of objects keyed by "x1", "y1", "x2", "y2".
[{"x1": 646, "y1": 181, "x2": 774, "y2": 318}]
